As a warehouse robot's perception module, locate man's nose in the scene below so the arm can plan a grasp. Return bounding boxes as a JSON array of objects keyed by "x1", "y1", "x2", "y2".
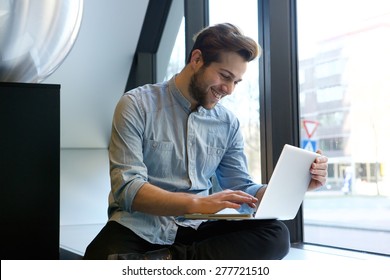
[{"x1": 221, "y1": 81, "x2": 235, "y2": 95}]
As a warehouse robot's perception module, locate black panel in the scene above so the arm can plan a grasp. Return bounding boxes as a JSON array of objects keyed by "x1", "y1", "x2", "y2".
[
  {"x1": 0, "y1": 82, "x2": 60, "y2": 259},
  {"x1": 258, "y1": 0, "x2": 302, "y2": 242},
  {"x1": 184, "y1": 0, "x2": 209, "y2": 60},
  {"x1": 125, "y1": 0, "x2": 173, "y2": 91}
]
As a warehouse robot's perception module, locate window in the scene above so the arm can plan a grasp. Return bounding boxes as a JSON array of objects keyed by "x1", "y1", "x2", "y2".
[
  {"x1": 164, "y1": 17, "x2": 185, "y2": 81},
  {"x1": 298, "y1": 0, "x2": 390, "y2": 255},
  {"x1": 209, "y1": 0, "x2": 261, "y2": 181},
  {"x1": 316, "y1": 86, "x2": 344, "y2": 103},
  {"x1": 315, "y1": 60, "x2": 344, "y2": 79}
]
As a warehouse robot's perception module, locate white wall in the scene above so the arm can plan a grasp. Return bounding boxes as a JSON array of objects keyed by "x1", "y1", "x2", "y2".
[
  {"x1": 45, "y1": 0, "x2": 148, "y2": 148},
  {"x1": 43, "y1": 0, "x2": 149, "y2": 254}
]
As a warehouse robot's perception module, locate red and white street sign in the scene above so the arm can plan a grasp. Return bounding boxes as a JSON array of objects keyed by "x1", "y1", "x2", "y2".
[{"x1": 302, "y1": 120, "x2": 319, "y2": 139}]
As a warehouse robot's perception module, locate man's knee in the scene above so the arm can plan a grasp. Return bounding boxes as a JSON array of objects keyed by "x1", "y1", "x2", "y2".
[
  {"x1": 250, "y1": 220, "x2": 290, "y2": 260},
  {"x1": 265, "y1": 220, "x2": 290, "y2": 259}
]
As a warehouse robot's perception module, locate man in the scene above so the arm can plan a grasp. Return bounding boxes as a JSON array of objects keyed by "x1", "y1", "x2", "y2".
[{"x1": 84, "y1": 23, "x2": 328, "y2": 260}]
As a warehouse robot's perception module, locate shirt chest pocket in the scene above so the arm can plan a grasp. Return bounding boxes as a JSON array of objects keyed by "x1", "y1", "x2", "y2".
[
  {"x1": 143, "y1": 139, "x2": 174, "y2": 177},
  {"x1": 200, "y1": 145, "x2": 225, "y2": 178}
]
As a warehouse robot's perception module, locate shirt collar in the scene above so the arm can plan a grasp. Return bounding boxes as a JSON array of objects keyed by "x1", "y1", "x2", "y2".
[{"x1": 168, "y1": 75, "x2": 192, "y2": 114}]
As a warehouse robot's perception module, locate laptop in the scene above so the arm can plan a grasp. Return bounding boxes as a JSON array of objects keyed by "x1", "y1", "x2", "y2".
[{"x1": 184, "y1": 144, "x2": 320, "y2": 220}]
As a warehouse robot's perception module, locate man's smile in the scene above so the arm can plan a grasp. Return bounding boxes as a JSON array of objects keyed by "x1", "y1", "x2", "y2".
[{"x1": 211, "y1": 88, "x2": 224, "y2": 101}]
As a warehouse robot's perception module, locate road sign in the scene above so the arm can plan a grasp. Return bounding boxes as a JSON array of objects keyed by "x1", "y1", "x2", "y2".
[
  {"x1": 303, "y1": 120, "x2": 319, "y2": 139},
  {"x1": 302, "y1": 139, "x2": 317, "y2": 152}
]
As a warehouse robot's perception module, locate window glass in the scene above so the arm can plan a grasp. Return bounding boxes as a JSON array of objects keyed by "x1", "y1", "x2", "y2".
[
  {"x1": 209, "y1": 0, "x2": 261, "y2": 181},
  {"x1": 164, "y1": 17, "x2": 185, "y2": 81},
  {"x1": 298, "y1": 0, "x2": 390, "y2": 254}
]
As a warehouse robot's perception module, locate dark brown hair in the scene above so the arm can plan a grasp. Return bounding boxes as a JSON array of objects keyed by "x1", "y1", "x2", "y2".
[{"x1": 186, "y1": 23, "x2": 260, "y2": 66}]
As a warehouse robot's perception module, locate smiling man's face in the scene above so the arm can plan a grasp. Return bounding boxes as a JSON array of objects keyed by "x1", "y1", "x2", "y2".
[{"x1": 188, "y1": 51, "x2": 247, "y2": 110}]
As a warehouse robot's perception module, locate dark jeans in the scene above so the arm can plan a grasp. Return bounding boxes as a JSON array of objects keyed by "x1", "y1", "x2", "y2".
[{"x1": 83, "y1": 220, "x2": 290, "y2": 260}]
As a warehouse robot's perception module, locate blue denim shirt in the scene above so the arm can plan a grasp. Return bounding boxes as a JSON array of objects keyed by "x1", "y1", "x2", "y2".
[{"x1": 107, "y1": 76, "x2": 264, "y2": 245}]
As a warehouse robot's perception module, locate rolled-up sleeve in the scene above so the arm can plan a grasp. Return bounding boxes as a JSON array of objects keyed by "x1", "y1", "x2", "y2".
[{"x1": 108, "y1": 94, "x2": 148, "y2": 214}]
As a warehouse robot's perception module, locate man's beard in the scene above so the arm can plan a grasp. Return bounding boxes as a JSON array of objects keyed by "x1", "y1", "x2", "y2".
[{"x1": 188, "y1": 66, "x2": 208, "y2": 109}]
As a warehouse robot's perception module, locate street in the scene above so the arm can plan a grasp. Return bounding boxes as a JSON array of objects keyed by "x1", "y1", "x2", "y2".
[{"x1": 303, "y1": 194, "x2": 390, "y2": 255}]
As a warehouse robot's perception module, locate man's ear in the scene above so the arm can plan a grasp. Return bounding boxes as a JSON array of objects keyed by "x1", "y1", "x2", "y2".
[{"x1": 190, "y1": 49, "x2": 203, "y2": 65}]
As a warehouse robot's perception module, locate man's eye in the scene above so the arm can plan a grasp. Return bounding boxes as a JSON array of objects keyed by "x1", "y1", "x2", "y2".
[{"x1": 220, "y1": 73, "x2": 230, "y2": 80}]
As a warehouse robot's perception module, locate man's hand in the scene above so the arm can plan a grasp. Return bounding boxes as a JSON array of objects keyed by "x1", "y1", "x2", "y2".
[
  {"x1": 192, "y1": 190, "x2": 258, "y2": 214},
  {"x1": 308, "y1": 150, "x2": 328, "y2": 191}
]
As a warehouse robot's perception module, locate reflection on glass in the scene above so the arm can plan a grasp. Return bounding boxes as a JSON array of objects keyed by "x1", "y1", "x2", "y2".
[{"x1": 298, "y1": 0, "x2": 390, "y2": 254}]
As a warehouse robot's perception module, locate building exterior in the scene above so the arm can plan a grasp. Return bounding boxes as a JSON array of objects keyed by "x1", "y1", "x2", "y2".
[{"x1": 299, "y1": 15, "x2": 390, "y2": 196}]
